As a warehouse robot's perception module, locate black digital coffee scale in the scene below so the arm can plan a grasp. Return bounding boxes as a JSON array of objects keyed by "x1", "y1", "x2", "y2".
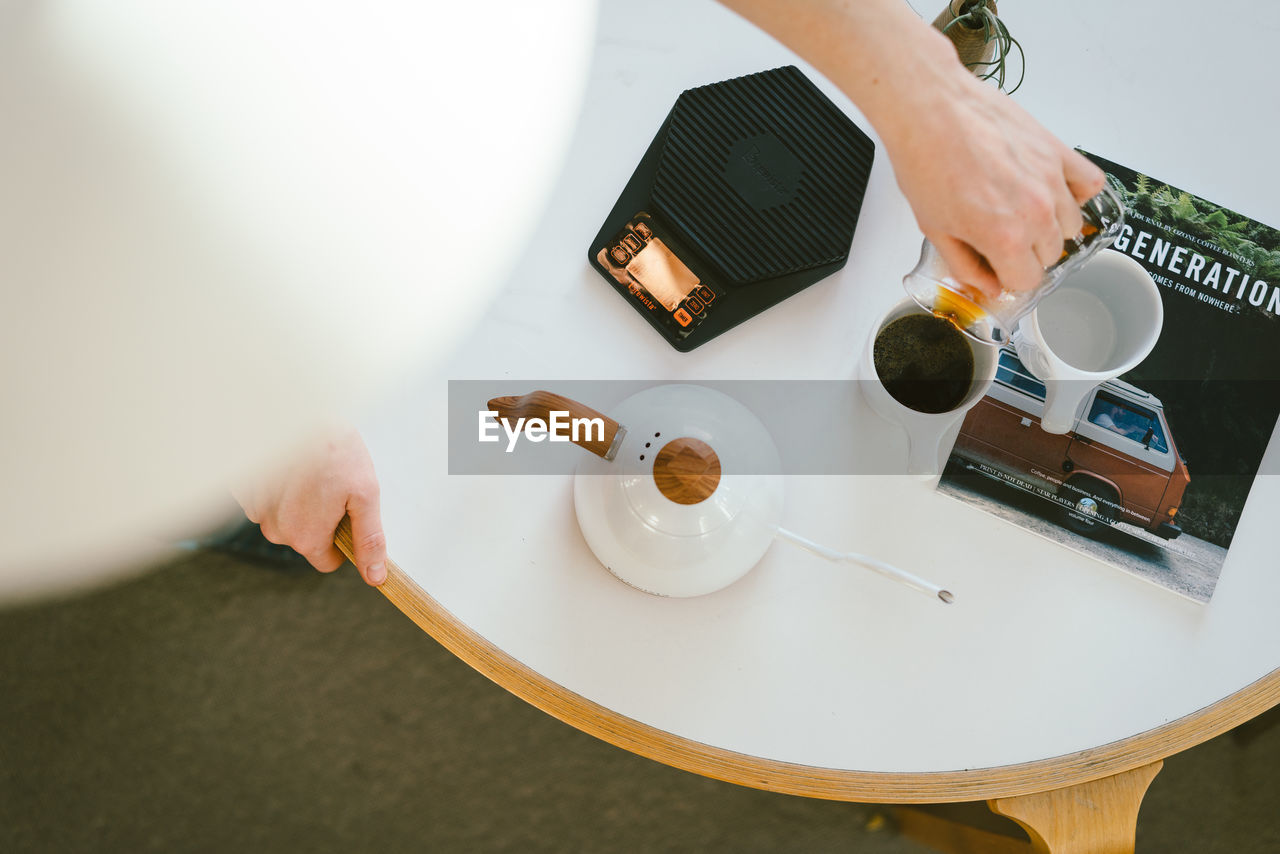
[{"x1": 588, "y1": 66, "x2": 875, "y2": 352}]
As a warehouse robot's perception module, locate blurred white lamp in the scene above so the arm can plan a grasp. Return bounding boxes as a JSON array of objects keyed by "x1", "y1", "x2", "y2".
[{"x1": 0, "y1": 1, "x2": 595, "y2": 599}]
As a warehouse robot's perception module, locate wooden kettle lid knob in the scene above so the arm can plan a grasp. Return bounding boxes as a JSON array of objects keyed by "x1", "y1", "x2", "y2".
[{"x1": 652, "y1": 438, "x2": 721, "y2": 505}]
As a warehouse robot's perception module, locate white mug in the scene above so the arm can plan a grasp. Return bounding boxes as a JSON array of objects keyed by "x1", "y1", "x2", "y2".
[
  {"x1": 1012, "y1": 250, "x2": 1163, "y2": 434},
  {"x1": 858, "y1": 298, "x2": 999, "y2": 476}
]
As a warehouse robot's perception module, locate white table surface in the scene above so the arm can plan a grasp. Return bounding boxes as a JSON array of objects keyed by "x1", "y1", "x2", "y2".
[{"x1": 357, "y1": 0, "x2": 1280, "y2": 777}]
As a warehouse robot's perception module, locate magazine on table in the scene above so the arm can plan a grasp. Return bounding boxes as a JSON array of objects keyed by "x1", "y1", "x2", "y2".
[{"x1": 937, "y1": 152, "x2": 1280, "y2": 603}]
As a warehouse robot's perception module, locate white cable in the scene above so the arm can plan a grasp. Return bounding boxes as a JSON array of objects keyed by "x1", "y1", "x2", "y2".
[{"x1": 774, "y1": 527, "x2": 955, "y2": 604}]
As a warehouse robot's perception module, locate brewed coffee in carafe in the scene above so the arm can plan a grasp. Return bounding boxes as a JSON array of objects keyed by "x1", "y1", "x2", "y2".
[{"x1": 903, "y1": 185, "x2": 1125, "y2": 345}]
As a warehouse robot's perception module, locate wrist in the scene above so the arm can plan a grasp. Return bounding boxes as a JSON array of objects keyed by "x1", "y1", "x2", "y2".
[
  {"x1": 720, "y1": 0, "x2": 964, "y2": 130},
  {"x1": 842, "y1": 22, "x2": 969, "y2": 148}
]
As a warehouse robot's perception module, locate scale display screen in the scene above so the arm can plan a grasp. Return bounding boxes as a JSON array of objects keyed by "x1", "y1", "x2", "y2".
[
  {"x1": 594, "y1": 212, "x2": 721, "y2": 342},
  {"x1": 624, "y1": 237, "x2": 699, "y2": 311}
]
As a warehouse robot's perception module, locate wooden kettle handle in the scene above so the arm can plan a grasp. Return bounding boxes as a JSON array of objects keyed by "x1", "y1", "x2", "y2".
[{"x1": 486, "y1": 390, "x2": 625, "y2": 460}]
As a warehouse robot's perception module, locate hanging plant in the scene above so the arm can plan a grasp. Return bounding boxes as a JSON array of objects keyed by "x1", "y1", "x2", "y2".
[{"x1": 932, "y1": 0, "x2": 1025, "y2": 94}]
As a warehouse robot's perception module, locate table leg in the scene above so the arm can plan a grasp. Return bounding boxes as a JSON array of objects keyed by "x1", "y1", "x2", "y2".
[
  {"x1": 986, "y1": 761, "x2": 1163, "y2": 854},
  {"x1": 892, "y1": 804, "x2": 1034, "y2": 853}
]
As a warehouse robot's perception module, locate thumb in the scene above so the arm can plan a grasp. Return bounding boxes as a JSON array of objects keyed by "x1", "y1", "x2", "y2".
[
  {"x1": 1063, "y1": 147, "x2": 1106, "y2": 203},
  {"x1": 346, "y1": 493, "x2": 388, "y2": 587}
]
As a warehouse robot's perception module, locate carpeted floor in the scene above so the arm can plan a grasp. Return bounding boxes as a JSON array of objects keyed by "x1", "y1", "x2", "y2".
[{"x1": 2, "y1": 546, "x2": 1278, "y2": 853}]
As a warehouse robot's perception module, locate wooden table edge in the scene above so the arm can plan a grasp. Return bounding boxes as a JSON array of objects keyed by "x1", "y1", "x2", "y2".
[{"x1": 341, "y1": 529, "x2": 1280, "y2": 803}]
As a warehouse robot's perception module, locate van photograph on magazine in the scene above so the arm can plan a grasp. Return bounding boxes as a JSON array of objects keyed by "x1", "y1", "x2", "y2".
[{"x1": 938, "y1": 153, "x2": 1280, "y2": 603}]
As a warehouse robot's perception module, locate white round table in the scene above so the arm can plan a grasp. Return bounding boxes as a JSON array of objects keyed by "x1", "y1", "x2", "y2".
[{"x1": 348, "y1": 1, "x2": 1280, "y2": 849}]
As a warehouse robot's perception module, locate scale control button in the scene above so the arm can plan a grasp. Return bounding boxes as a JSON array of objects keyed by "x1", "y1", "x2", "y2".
[
  {"x1": 686, "y1": 295, "x2": 705, "y2": 314},
  {"x1": 697, "y1": 285, "x2": 716, "y2": 303},
  {"x1": 673, "y1": 308, "x2": 693, "y2": 327}
]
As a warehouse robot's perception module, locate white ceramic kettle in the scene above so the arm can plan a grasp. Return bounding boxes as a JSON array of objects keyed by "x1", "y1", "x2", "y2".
[
  {"x1": 489, "y1": 384, "x2": 783, "y2": 597},
  {"x1": 488, "y1": 384, "x2": 954, "y2": 602}
]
